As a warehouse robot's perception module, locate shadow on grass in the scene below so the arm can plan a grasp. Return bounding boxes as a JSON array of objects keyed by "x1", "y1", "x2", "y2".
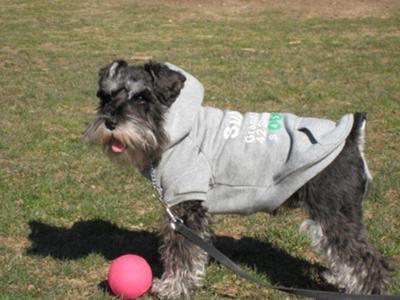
[{"x1": 27, "y1": 219, "x2": 335, "y2": 291}]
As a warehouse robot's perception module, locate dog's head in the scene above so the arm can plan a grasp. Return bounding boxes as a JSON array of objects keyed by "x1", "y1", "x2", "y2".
[{"x1": 83, "y1": 59, "x2": 186, "y2": 169}]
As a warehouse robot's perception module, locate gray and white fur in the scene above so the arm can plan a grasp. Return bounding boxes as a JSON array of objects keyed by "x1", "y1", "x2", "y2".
[{"x1": 83, "y1": 59, "x2": 392, "y2": 299}]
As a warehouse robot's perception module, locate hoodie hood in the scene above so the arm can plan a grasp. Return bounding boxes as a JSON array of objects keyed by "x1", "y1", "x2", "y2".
[{"x1": 164, "y1": 63, "x2": 204, "y2": 147}]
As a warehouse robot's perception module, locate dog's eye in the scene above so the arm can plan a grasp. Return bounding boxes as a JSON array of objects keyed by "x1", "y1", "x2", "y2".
[
  {"x1": 135, "y1": 95, "x2": 145, "y2": 102},
  {"x1": 132, "y1": 90, "x2": 150, "y2": 103}
]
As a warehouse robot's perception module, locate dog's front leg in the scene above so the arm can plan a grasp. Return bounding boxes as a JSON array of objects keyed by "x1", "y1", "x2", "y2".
[{"x1": 152, "y1": 200, "x2": 212, "y2": 299}]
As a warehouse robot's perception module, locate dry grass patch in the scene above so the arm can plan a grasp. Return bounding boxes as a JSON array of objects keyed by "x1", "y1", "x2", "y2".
[{"x1": 146, "y1": 0, "x2": 400, "y2": 18}]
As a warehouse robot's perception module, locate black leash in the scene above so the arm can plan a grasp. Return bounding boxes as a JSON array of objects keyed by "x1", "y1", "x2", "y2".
[
  {"x1": 172, "y1": 218, "x2": 399, "y2": 300},
  {"x1": 150, "y1": 167, "x2": 399, "y2": 300}
]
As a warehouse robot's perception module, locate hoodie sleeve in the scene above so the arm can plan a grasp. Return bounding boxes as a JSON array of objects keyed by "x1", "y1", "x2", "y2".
[{"x1": 159, "y1": 138, "x2": 212, "y2": 207}]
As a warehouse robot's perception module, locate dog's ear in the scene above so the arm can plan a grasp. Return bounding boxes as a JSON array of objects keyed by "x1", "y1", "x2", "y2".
[
  {"x1": 98, "y1": 59, "x2": 128, "y2": 94},
  {"x1": 99, "y1": 59, "x2": 128, "y2": 79},
  {"x1": 144, "y1": 62, "x2": 186, "y2": 107}
]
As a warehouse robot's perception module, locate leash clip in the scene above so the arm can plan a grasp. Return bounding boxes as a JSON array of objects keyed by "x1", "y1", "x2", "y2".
[{"x1": 166, "y1": 207, "x2": 183, "y2": 230}]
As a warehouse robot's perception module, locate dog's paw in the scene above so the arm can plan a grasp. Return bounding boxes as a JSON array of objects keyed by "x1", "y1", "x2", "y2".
[
  {"x1": 299, "y1": 219, "x2": 324, "y2": 248},
  {"x1": 322, "y1": 269, "x2": 355, "y2": 293},
  {"x1": 151, "y1": 277, "x2": 190, "y2": 300},
  {"x1": 322, "y1": 270, "x2": 339, "y2": 286}
]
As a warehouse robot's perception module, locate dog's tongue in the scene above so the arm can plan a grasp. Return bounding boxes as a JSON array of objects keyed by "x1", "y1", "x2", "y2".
[{"x1": 111, "y1": 139, "x2": 127, "y2": 153}]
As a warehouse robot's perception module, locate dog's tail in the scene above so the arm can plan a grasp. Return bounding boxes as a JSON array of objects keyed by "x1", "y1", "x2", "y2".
[
  {"x1": 348, "y1": 111, "x2": 367, "y2": 141},
  {"x1": 348, "y1": 111, "x2": 373, "y2": 190}
]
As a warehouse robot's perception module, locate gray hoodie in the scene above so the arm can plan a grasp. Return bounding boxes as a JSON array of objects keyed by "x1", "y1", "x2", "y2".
[{"x1": 150, "y1": 64, "x2": 354, "y2": 214}]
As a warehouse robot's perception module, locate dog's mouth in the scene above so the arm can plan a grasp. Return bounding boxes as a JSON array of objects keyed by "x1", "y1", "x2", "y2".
[{"x1": 110, "y1": 138, "x2": 127, "y2": 153}]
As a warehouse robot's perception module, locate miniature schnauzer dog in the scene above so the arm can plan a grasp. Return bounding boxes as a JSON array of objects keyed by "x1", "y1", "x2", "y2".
[{"x1": 83, "y1": 59, "x2": 392, "y2": 299}]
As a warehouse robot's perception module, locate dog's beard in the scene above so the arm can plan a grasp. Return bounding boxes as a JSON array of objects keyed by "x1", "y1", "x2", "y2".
[{"x1": 83, "y1": 116, "x2": 161, "y2": 170}]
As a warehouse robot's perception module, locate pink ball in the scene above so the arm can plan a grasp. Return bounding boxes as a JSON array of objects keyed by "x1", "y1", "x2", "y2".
[{"x1": 108, "y1": 254, "x2": 153, "y2": 299}]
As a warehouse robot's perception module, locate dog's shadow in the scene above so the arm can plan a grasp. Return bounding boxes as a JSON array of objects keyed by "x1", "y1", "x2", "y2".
[{"x1": 27, "y1": 219, "x2": 335, "y2": 293}]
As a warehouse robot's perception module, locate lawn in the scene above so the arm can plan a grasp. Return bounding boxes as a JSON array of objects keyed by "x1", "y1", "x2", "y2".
[{"x1": 0, "y1": 0, "x2": 399, "y2": 299}]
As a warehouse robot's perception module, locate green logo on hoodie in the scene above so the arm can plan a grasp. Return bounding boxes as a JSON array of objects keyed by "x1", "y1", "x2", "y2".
[{"x1": 268, "y1": 113, "x2": 283, "y2": 131}]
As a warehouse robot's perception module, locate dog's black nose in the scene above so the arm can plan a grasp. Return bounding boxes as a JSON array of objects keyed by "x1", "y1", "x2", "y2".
[{"x1": 105, "y1": 119, "x2": 116, "y2": 130}]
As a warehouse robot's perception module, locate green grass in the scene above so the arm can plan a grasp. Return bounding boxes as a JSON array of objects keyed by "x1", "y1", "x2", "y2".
[{"x1": 0, "y1": 1, "x2": 399, "y2": 299}]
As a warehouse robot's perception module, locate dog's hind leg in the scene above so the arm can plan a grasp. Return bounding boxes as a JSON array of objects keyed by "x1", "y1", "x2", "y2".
[
  {"x1": 152, "y1": 200, "x2": 211, "y2": 299},
  {"x1": 299, "y1": 113, "x2": 391, "y2": 294}
]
